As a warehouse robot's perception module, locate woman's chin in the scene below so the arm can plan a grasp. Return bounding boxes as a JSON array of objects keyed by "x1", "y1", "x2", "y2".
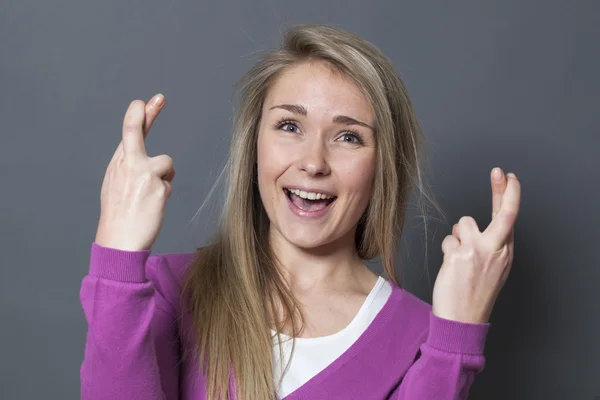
[
  {"x1": 281, "y1": 230, "x2": 332, "y2": 251},
  {"x1": 290, "y1": 238, "x2": 328, "y2": 250},
  {"x1": 269, "y1": 218, "x2": 348, "y2": 252}
]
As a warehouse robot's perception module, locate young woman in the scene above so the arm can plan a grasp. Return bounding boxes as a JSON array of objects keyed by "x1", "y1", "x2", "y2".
[{"x1": 81, "y1": 24, "x2": 521, "y2": 399}]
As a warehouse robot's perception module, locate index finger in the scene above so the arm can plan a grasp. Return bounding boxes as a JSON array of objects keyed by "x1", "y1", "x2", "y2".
[
  {"x1": 483, "y1": 173, "x2": 521, "y2": 245},
  {"x1": 122, "y1": 100, "x2": 147, "y2": 157}
]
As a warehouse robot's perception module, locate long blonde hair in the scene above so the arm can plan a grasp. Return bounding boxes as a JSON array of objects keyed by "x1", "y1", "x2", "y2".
[{"x1": 181, "y1": 23, "x2": 443, "y2": 400}]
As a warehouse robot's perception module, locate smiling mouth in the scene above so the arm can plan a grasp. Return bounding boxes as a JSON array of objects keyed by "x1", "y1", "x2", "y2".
[{"x1": 284, "y1": 188, "x2": 337, "y2": 212}]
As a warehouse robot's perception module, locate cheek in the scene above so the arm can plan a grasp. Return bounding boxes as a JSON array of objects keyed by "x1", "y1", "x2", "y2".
[
  {"x1": 341, "y1": 153, "x2": 377, "y2": 194},
  {"x1": 258, "y1": 129, "x2": 298, "y2": 168}
]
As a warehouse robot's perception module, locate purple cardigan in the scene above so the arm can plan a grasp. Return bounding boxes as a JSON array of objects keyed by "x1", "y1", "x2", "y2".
[{"x1": 80, "y1": 242, "x2": 490, "y2": 399}]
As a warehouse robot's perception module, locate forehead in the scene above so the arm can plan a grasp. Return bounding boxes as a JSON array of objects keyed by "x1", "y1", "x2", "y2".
[{"x1": 263, "y1": 61, "x2": 375, "y2": 124}]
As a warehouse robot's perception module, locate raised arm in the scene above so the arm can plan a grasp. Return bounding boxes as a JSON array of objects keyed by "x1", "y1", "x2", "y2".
[
  {"x1": 81, "y1": 94, "x2": 180, "y2": 398},
  {"x1": 393, "y1": 167, "x2": 519, "y2": 399}
]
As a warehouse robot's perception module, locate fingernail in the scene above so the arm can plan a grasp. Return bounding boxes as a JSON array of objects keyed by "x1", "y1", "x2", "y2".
[
  {"x1": 153, "y1": 94, "x2": 164, "y2": 107},
  {"x1": 507, "y1": 172, "x2": 516, "y2": 179},
  {"x1": 492, "y1": 167, "x2": 503, "y2": 182}
]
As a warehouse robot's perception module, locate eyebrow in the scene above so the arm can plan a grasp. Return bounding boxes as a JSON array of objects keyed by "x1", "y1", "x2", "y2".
[{"x1": 269, "y1": 104, "x2": 375, "y2": 131}]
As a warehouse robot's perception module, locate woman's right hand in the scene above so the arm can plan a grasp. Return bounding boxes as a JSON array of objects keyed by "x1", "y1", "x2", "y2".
[{"x1": 94, "y1": 94, "x2": 175, "y2": 251}]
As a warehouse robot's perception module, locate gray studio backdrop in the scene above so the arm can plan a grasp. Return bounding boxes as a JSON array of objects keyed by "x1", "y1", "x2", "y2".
[{"x1": 1, "y1": 0, "x2": 598, "y2": 399}]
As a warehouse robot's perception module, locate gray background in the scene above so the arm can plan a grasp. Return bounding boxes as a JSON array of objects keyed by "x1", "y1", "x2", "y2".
[{"x1": 1, "y1": 0, "x2": 598, "y2": 399}]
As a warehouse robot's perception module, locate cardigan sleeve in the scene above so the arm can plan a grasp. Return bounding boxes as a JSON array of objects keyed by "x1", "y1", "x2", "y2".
[
  {"x1": 391, "y1": 311, "x2": 490, "y2": 400},
  {"x1": 79, "y1": 242, "x2": 181, "y2": 400}
]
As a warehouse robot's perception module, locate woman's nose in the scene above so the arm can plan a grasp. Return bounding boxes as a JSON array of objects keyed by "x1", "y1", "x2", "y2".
[{"x1": 297, "y1": 139, "x2": 331, "y2": 176}]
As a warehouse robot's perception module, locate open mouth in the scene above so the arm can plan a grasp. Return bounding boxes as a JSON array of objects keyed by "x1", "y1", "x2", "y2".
[{"x1": 284, "y1": 188, "x2": 337, "y2": 213}]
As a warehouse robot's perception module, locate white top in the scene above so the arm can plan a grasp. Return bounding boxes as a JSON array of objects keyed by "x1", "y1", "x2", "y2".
[{"x1": 271, "y1": 276, "x2": 393, "y2": 399}]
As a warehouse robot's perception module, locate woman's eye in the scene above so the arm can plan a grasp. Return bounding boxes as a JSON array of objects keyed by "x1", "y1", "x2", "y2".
[
  {"x1": 279, "y1": 123, "x2": 299, "y2": 133},
  {"x1": 339, "y1": 133, "x2": 361, "y2": 144}
]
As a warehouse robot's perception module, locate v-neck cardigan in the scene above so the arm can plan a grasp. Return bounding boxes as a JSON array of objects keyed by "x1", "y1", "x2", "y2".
[{"x1": 80, "y1": 242, "x2": 490, "y2": 399}]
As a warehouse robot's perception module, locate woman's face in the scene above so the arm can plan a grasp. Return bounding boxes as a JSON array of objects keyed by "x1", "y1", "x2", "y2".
[{"x1": 256, "y1": 60, "x2": 376, "y2": 251}]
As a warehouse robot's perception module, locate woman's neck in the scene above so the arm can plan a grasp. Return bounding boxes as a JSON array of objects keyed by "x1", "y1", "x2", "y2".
[{"x1": 268, "y1": 226, "x2": 374, "y2": 296}]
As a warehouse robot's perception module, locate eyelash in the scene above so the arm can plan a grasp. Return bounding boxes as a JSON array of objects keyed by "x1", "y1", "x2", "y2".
[{"x1": 274, "y1": 118, "x2": 365, "y2": 145}]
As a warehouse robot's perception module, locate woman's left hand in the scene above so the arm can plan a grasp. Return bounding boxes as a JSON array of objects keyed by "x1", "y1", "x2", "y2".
[{"x1": 432, "y1": 167, "x2": 521, "y2": 324}]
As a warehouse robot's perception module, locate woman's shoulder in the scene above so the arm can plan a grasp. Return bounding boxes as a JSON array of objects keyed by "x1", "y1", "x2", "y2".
[
  {"x1": 392, "y1": 284, "x2": 432, "y2": 315},
  {"x1": 352, "y1": 282, "x2": 433, "y2": 364},
  {"x1": 382, "y1": 282, "x2": 432, "y2": 338}
]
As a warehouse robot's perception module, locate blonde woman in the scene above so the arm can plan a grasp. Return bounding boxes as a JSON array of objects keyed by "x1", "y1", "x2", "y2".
[{"x1": 81, "y1": 24, "x2": 521, "y2": 399}]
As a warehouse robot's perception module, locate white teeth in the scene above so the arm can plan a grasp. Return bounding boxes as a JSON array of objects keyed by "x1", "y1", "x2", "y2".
[{"x1": 287, "y1": 188, "x2": 334, "y2": 200}]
